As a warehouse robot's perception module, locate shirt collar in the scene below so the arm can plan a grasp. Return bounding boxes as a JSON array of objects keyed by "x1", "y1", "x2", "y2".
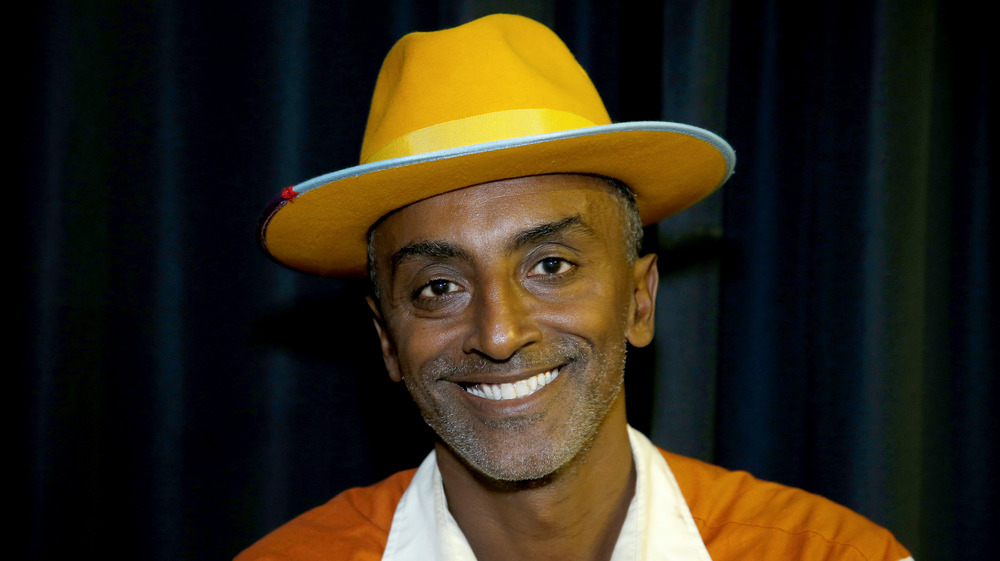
[{"x1": 382, "y1": 426, "x2": 713, "y2": 561}]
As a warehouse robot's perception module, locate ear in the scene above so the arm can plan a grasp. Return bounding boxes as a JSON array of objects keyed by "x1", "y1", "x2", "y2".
[
  {"x1": 366, "y1": 295, "x2": 403, "y2": 382},
  {"x1": 625, "y1": 253, "x2": 659, "y2": 348}
]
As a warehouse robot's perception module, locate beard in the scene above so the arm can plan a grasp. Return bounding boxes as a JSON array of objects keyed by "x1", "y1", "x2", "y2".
[{"x1": 403, "y1": 336, "x2": 627, "y2": 483}]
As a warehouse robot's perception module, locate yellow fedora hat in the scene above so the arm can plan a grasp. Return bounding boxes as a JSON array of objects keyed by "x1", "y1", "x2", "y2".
[{"x1": 257, "y1": 13, "x2": 735, "y2": 277}]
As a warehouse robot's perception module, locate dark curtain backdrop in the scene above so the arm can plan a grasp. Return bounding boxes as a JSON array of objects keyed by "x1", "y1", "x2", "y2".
[{"x1": 19, "y1": 1, "x2": 993, "y2": 559}]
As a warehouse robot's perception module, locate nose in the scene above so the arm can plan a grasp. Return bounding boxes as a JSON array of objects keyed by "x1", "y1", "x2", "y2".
[{"x1": 463, "y1": 276, "x2": 541, "y2": 361}]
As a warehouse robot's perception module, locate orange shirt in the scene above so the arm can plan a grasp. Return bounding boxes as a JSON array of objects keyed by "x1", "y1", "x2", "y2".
[{"x1": 236, "y1": 439, "x2": 911, "y2": 561}]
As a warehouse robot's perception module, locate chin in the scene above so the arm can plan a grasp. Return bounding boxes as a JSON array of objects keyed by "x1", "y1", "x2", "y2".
[
  {"x1": 435, "y1": 383, "x2": 623, "y2": 484},
  {"x1": 453, "y1": 433, "x2": 581, "y2": 483}
]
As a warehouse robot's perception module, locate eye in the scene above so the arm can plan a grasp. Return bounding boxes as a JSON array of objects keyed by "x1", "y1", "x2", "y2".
[
  {"x1": 530, "y1": 257, "x2": 573, "y2": 276},
  {"x1": 415, "y1": 278, "x2": 460, "y2": 299}
]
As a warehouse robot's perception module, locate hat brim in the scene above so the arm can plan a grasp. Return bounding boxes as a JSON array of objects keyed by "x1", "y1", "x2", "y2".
[{"x1": 258, "y1": 121, "x2": 735, "y2": 277}]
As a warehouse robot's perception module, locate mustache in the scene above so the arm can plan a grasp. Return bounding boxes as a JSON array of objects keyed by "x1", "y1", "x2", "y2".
[{"x1": 422, "y1": 339, "x2": 587, "y2": 380}]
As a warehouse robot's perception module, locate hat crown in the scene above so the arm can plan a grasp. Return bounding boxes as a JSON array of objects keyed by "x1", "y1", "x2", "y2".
[
  {"x1": 259, "y1": 14, "x2": 734, "y2": 277},
  {"x1": 359, "y1": 14, "x2": 612, "y2": 164}
]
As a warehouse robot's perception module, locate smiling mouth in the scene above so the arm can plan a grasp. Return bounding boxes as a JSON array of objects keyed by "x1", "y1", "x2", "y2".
[{"x1": 461, "y1": 367, "x2": 561, "y2": 401}]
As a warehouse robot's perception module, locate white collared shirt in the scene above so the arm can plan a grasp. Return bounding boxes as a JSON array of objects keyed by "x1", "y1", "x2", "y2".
[{"x1": 381, "y1": 426, "x2": 714, "y2": 561}]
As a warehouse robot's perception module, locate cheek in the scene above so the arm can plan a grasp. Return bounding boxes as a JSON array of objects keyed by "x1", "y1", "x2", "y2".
[
  {"x1": 537, "y1": 266, "x2": 632, "y2": 332},
  {"x1": 534, "y1": 289, "x2": 630, "y2": 344},
  {"x1": 387, "y1": 314, "x2": 468, "y2": 374}
]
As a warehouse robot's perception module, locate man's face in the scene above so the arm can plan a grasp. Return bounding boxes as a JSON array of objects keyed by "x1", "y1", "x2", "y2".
[{"x1": 367, "y1": 174, "x2": 658, "y2": 482}]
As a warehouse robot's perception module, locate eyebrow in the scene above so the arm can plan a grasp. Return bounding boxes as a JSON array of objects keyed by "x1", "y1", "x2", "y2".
[
  {"x1": 507, "y1": 214, "x2": 596, "y2": 253},
  {"x1": 390, "y1": 240, "x2": 471, "y2": 275},
  {"x1": 389, "y1": 214, "x2": 596, "y2": 274}
]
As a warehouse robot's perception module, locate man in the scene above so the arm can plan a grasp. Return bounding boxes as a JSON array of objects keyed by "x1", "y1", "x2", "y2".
[{"x1": 241, "y1": 14, "x2": 912, "y2": 561}]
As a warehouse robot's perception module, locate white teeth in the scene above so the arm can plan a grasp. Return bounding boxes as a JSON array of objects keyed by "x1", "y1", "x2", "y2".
[
  {"x1": 514, "y1": 380, "x2": 530, "y2": 397},
  {"x1": 501, "y1": 383, "x2": 517, "y2": 399},
  {"x1": 464, "y1": 368, "x2": 561, "y2": 401}
]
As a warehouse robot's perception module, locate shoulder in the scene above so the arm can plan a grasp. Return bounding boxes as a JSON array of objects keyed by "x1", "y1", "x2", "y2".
[
  {"x1": 660, "y1": 450, "x2": 912, "y2": 561},
  {"x1": 234, "y1": 468, "x2": 418, "y2": 561}
]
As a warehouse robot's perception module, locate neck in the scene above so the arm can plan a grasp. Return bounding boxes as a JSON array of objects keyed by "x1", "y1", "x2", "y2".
[{"x1": 436, "y1": 394, "x2": 634, "y2": 561}]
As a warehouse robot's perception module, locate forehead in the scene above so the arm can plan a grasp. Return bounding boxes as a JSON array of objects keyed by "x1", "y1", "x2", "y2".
[{"x1": 371, "y1": 174, "x2": 624, "y2": 252}]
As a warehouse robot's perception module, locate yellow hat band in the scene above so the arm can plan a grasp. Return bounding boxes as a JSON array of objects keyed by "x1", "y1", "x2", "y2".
[{"x1": 361, "y1": 108, "x2": 598, "y2": 164}]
